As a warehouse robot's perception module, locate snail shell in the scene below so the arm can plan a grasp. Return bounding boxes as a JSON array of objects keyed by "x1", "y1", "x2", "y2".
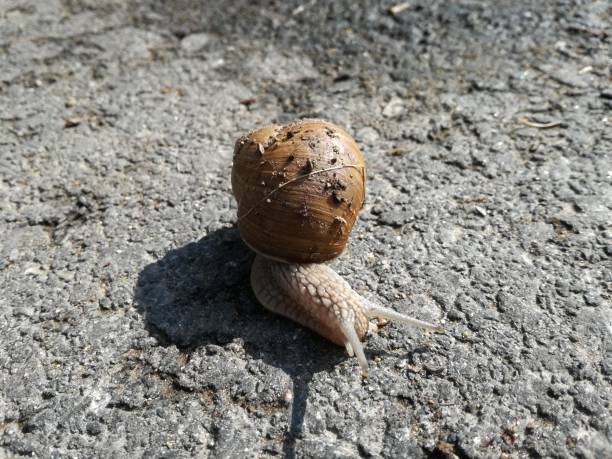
[{"x1": 231, "y1": 119, "x2": 366, "y2": 263}]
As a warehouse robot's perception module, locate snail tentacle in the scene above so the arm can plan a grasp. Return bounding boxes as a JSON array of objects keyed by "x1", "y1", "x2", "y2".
[
  {"x1": 338, "y1": 314, "x2": 369, "y2": 376},
  {"x1": 364, "y1": 301, "x2": 443, "y2": 333}
]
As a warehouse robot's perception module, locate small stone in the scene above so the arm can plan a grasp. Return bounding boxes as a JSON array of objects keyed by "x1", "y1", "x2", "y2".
[
  {"x1": 180, "y1": 33, "x2": 212, "y2": 53},
  {"x1": 64, "y1": 116, "x2": 83, "y2": 128},
  {"x1": 583, "y1": 292, "x2": 602, "y2": 307},
  {"x1": 382, "y1": 97, "x2": 405, "y2": 118},
  {"x1": 574, "y1": 392, "x2": 604, "y2": 415},
  {"x1": 555, "y1": 280, "x2": 570, "y2": 298},
  {"x1": 447, "y1": 309, "x2": 465, "y2": 321},
  {"x1": 86, "y1": 422, "x2": 102, "y2": 436},
  {"x1": 65, "y1": 96, "x2": 78, "y2": 107},
  {"x1": 496, "y1": 291, "x2": 523, "y2": 313},
  {"x1": 99, "y1": 297, "x2": 112, "y2": 310}
]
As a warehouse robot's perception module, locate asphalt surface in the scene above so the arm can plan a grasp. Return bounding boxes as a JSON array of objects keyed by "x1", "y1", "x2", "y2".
[{"x1": 1, "y1": 1, "x2": 611, "y2": 458}]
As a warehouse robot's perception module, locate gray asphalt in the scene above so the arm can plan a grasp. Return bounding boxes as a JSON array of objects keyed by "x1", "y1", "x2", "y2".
[{"x1": 1, "y1": 1, "x2": 611, "y2": 458}]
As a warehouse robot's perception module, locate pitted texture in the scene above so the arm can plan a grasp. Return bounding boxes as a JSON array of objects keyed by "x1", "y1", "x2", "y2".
[
  {"x1": 251, "y1": 254, "x2": 370, "y2": 346},
  {"x1": 2, "y1": 1, "x2": 609, "y2": 457}
]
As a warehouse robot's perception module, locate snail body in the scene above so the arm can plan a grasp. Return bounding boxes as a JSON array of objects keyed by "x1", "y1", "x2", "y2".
[{"x1": 232, "y1": 119, "x2": 438, "y2": 375}]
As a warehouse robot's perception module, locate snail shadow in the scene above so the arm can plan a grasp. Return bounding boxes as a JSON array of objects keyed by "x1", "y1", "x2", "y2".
[{"x1": 134, "y1": 227, "x2": 343, "y2": 458}]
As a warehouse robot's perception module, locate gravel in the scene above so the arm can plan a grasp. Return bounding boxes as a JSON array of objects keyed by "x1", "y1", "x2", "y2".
[{"x1": 1, "y1": 0, "x2": 611, "y2": 457}]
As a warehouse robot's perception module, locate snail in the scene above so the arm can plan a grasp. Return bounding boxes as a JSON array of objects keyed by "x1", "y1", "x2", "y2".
[{"x1": 231, "y1": 119, "x2": 440, "y2": 375}]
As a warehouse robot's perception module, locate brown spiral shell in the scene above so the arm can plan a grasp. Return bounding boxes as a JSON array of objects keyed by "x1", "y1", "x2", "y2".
[{"x1": 231, "y1": 119, "x2": 366, "y2": 263}]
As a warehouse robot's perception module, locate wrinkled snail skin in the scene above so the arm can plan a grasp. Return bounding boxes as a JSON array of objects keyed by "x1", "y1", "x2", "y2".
[
  {"x1": 250, "y1": 254, "x2": 370, "y2": 370},
  {"x1": 250, "y1": 254, "x2": 440, "y2": 376},
  {"x1": 232, "y1": 119, "x2": 440, "y2": 375}
]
